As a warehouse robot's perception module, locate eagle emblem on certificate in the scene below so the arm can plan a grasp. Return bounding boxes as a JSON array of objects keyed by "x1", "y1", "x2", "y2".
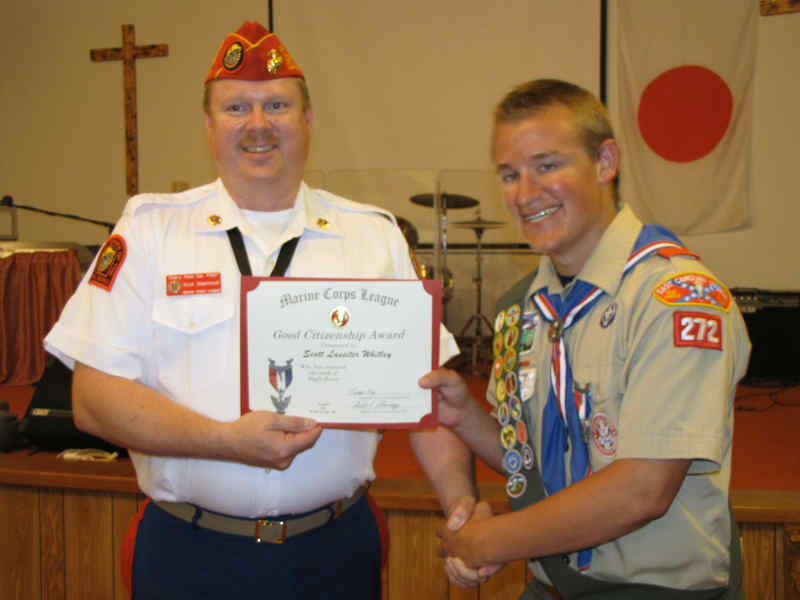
[{"x1": 268, "y1": 358, "x2": 294, "y2": 414}]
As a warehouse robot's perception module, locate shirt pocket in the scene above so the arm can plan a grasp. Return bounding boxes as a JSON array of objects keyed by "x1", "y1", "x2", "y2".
[{"x1": 151, "y1": 295, "x2": 236, "y2": 398}]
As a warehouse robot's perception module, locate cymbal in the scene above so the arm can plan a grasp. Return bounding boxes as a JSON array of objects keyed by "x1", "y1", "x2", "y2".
[
  {"x1": 452, "y1": 217, "x2": 506, "y2": 230},
  {"x1": 410, "y1": 193, "x2": 479, "y2": 209}
]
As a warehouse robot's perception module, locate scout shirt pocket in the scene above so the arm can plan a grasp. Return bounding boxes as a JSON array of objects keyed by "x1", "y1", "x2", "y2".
[
  {"x1": 152, "y1": 294, "x2": 236, "y2": 400},
  {"x1": 569, "y1": 303, "x2": 621, "y2": 470}
]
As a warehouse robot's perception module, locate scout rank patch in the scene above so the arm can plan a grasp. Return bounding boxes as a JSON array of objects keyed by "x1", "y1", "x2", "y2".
[
  {"x1": 89, "y1": 234, "x2": 126, "y2": 291},
  {"x1": 493, "y1": 303, "x2": 537, "y2": 499}
]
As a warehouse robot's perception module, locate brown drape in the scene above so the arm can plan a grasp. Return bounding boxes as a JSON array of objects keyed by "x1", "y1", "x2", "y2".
[{"x1": 0, "y1": 250, "x2": 82, "y2": 384}]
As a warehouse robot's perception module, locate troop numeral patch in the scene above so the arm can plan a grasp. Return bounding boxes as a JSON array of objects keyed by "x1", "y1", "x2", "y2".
[{"x1": 673, "y1": 311, "x2": 723, "y2": 350}]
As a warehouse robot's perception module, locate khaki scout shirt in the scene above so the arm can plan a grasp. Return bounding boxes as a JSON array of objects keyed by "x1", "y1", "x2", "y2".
[{"x1": 489, "y1": 206, "x2": 751, "y2": 589}]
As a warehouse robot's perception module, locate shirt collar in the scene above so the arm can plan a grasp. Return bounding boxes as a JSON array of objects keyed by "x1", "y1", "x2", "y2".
[
  {"x1": 192, "y1": 180, "x2": 342, "y2": 235},
  {"x1": 532, "y1": 205, "x2": 643, "y2": 297}
]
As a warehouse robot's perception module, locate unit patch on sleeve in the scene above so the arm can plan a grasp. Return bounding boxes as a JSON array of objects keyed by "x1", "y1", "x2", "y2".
[
  {"x1": 89, "y1": 234, "x2": 127, "y2": 292},
  {"x1": 653, "y1": 272, "x2": 731, "y2": 311},
  {"x1": 673, "y1": 311, "x2": 723, "y2": 350}
]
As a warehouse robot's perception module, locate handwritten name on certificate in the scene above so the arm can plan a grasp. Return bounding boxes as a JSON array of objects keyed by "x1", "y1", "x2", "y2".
[{"x1": 240, "y1": 278, "x2": 442, "y2": 429}]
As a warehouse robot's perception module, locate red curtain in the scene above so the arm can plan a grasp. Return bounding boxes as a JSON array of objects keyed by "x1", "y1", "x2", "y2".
[{"x1": 0, "y1": 250, "x2": 82, "y2": 384}]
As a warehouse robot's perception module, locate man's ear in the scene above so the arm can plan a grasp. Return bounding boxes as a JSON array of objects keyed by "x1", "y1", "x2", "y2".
[
  {"x1": 304, "y1": 106, "x2": 313, "y2": 130},
  {"x1": 596, "y1": 139, "x2": 620, "y2": 184}
]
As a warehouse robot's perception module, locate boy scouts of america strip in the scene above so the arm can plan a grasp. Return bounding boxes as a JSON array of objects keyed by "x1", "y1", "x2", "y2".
[{"x1": 89, "y1": 234, "x2": 127, "y2": 292}]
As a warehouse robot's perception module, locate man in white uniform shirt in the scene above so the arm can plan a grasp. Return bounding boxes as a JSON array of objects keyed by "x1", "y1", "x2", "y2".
[{"x1": 44, "y1": 21, "x2": 463, "y2": 599}]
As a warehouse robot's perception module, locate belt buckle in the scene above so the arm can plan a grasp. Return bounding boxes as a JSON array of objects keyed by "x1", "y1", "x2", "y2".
[{"x1": 254, "y1": 519, "x2": 287, "y2": 544}]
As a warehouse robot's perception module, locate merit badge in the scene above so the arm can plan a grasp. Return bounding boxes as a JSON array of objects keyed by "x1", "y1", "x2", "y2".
[
  {"x1": 497, "y1": 402, "x2": 510, "y2": 426},
  {"x1": 516, "y1": 419, "x2": 528, "y2": 444},
  {"x1": 268, "y1": 358, "x2": 294, "y2": 414},
  {"x1": 505, "y1": 371, "x2": 518, "y2": 395},
  {"x1": 504, "y1": 325, "x2": 519, "y2": 350},
  {"x1": 506, "y1": 472, "x2": 527, "y2": 498},
  {"x1": 520, "y1": 442, "x2": 534, "y2": 470},
  {"x1": 519, "y1": 368, "x2": 536, "y2": 401},
  {"x1": 592, "y1": 413, "x2": 618, "y2": 457},
  {"x1": 501, "y1": 424, "x2": 517, "y2": 450},
  {"x1": 492, "y1": 357, "x2": 504, "y2": 380},
  {"x1": 166, "y1": 272, "x2": 222, "y2": 297},
  {"x1": 503, "y1": 348, "x2": 517, "y2": 372},
  {"x1": 223, "y1": 41, "x2": 244, "y2": 71},
  {"x1": 600, "y1": 302, "x2": 617, "y2": 328},
  {"x1": 519, "y1": 312, "x2": 540, "y2": 353},
  {"x1": 673, "y1": 311, "x2": 723, "y2": 350},
  {"x1": 330, "y1": 306, "x2": 350, "y2": 327},
  {"x1": 505, "y1": 304, "x2": 521, "y2": 327},
  {"x1": 509, "y1": 396, "x2": 522, "y2": 421},
  {"x1": 494, "y1": 310, "x2": 506, "y2": 333},
  {"x1": 493, "y1": 332, "x2": 504, "y2": 357},
  {"x1": 495, "y1": 379, "x2": 507, "y2": 404},
  {"x1": 653, "y1": 272, "x2": 731, "y2": 312},
  {"x1": 89, "y1": 234, "x2": 127, "y2": 292},
  {"x1": 504, "y1": 449, "x2": 522, "y2": 474},
  {"x1": 266, "y1": 48, "x2": 284, "y2": 74}
]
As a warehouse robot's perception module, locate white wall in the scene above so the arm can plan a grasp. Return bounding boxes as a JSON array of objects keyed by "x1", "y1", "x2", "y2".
[{"x1": 1, "y1": 1, "x2": 798, "y2": 338}]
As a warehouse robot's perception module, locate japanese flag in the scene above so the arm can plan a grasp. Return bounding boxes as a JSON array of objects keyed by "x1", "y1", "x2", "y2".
[{"x1": 611, "y1": 0, "x2": 756, "y2": 234}]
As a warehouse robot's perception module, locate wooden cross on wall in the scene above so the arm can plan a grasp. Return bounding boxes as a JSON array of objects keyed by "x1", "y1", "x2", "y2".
[{"x1": 90, "y1": 25, "x2": 168, "y2": 197}]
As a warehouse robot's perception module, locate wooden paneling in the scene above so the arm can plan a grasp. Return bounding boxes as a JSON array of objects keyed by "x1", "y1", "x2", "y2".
[
  {"x1": 0, "y1": 485, "x2": 41, "y2": 600},
  {"x1": 2, "y1": 451, "x2": 800, "y2": 600},
  {"x1": 40, "y1": 488, "x2": 66, "y2": 600},
  {"x1": 386, "y1": 510, "x2": 450, "y2": 598},
  {"x1": 785, "y1": 524, "x2": 800, "y2": 599},
  {"x1": 741, "y1": 522, "x2": 777, "y2": 599},
  {"x1": 64, "y1": 491, "x2": 114, "y2": 600}
]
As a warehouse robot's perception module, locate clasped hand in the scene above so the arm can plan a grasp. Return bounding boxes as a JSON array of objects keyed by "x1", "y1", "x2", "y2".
[{"x1": 438, "y1": 497, "x2": 504, "y2": 587}]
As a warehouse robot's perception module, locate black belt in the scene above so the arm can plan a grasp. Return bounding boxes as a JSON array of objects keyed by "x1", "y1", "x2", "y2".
[{"x1": 154, "y1": 485, "x2": 366, "y2": 544}]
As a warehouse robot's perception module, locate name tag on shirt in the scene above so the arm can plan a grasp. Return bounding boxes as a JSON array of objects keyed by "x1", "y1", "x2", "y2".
[{"x1": 166, "y1": 272, "x2": 222, "y2": 296}]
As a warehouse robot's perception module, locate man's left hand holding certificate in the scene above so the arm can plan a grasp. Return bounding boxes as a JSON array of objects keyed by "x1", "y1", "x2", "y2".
[{"x1": 240, "y1": 278, "x2": 442, "y2": 429}]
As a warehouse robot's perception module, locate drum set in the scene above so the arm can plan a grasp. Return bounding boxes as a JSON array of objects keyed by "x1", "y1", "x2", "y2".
[{"x1": 404, "y1": 192, "x2": 506, "y2": 372}]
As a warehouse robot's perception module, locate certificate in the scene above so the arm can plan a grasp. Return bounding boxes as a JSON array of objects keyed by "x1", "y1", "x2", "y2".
[{"x1": 240, "y1": 277, "x2": 442, "y2": 429}]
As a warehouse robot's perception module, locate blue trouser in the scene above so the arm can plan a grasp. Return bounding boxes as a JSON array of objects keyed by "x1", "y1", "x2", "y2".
[{"x1": 132, "y1": 495, "x2": 382, "y2": 599}]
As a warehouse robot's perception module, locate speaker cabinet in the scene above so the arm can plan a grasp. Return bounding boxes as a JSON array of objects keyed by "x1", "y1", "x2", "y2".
[{"x1": 732, "y1": 288, "x2": 800, "y2": 385}]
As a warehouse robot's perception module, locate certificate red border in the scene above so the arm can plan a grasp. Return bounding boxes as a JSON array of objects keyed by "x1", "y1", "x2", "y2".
[{"x1": 240, "y1": 277, "x2": 442, "y2": 429}]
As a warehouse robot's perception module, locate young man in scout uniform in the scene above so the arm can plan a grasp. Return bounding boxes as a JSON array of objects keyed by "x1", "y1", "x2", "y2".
[
  {"x1": 416, "y1": 79, "x2": 750, "y2": 598},
  {"x1": 44, "y1": 21, "x2": 463, "y2": 599}
]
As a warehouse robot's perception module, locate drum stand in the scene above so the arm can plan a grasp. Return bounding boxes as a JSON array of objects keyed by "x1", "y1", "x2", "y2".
[{"x1": 454, "y1": 214, "x2": 505, "y2": 373}]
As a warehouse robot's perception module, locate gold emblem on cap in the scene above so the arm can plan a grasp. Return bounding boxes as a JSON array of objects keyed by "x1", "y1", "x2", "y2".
[
  {"x1": 266, "y1": 49, "x2": 284, "y2": 74},
  {"x1": 223, "y1": 42, "x2": 244, "y2": 71},
  {"x1": 207, "y1": 214, "x2": 223, "y2": 226},
  {"x1": 316, "y1": 218, "x2": 330, "y2": 229}
]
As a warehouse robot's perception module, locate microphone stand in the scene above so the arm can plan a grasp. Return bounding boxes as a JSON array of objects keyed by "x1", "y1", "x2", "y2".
[{"x1": 1, "y1": 195, "x2": 115, "y2": 234}]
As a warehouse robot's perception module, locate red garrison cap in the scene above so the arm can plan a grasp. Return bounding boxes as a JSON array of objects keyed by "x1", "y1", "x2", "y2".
[{"x1": 204, "y1": 21, "x2": 304, "y2": 84}]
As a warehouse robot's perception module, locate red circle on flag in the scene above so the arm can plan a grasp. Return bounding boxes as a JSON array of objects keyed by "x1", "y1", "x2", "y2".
[{"x1": 638, "y1": 65, "x2": 733, "y2": 163}]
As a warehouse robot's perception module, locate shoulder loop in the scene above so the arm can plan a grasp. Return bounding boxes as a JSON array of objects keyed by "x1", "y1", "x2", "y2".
[{"x1": 655, "y1": 246, "x2": 699, "y2": 260}]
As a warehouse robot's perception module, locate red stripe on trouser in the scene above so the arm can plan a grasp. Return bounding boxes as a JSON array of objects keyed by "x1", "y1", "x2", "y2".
[
  {"x1": 366, "y1": 491, "x2": 390, "y2": 570},
  {"x1": 120, "y1": 498, "x2": 151, "y2": 600}
]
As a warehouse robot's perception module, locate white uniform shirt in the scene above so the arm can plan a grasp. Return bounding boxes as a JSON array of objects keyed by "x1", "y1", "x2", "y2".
[{"x1": 45, "y1": 179, "x2": 458, "y2": 517}]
